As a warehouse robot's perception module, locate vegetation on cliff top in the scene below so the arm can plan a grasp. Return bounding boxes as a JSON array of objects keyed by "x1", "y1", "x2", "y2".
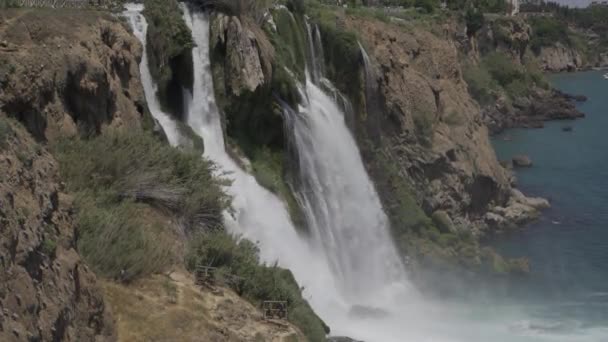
[{"x1": 143, "y1": 0, "x2": 194, "y2": 118}]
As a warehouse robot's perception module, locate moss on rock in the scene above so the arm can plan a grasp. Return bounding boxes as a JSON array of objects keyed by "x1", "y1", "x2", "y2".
[{"x1": 143, "y1": 0, "x2": 194, "y2": 119}]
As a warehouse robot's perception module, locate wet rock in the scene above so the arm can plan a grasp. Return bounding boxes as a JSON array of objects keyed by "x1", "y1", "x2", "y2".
[
  {"x1": 512, "y1": 155, "x2": 532, "y2": 168},
  {"x1": 224, "y1": 16, "x2": 265, "y2": 96}
]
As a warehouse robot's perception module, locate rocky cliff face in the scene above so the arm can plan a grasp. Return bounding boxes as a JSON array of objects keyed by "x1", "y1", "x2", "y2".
[
  {"x1": 343, "y1": 16, "x2": 518, "y2": 233},
  {"x1": 470, "y1": 16, "x2": 585, "y2": 134},
  {"x1": 0, "y1": 9, "x2": 149, "y2": 142},
  {"x1": 0, "y1": 117, "x2": 115, "y2": 341},
  {"x1": 537, "y1": 43, "x2": 583, "y2": 72},
  {"x1": 0, "y1": 8, "x2": 155, "y2": 341}
]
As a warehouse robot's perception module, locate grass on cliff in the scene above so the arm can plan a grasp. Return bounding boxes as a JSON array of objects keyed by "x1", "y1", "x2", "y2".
[
  {"x1": 464, "y1": 52, "x2": 548, "y2": 105},
  {"x1": 54, "y1": 130, "x2": 229, "y2": 281},
  {"x1": 186, "y1": 231, "x2": 329, "y2": 342}
]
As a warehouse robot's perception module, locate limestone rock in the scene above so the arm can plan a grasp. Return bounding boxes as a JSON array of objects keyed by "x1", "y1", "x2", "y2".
[
  {"x1": 0, "y1": 10, "x2": 146, "y2": 142},
  {"x1": 224, "y1": 16, "x2": 265, "y2": 96},
  {"x1": 512, "y1": 155, "x2": 532, "y2": 167},
  {"x1": 0, "y1": 119, "x2": 115, "y2": 342},
  {"x1": 538, "y1": 43, "x2": 583, "y2": 72},
  {"x1": 344, "y1": 16, "x2": 512, "y2": 233}
]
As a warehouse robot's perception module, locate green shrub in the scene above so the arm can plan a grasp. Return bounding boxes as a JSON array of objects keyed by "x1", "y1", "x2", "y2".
[
  {"x1": 482, "y1": 52, "x2": 523, "y2": 87},
  {"x1": 76, "y1": 198, "x2": 174, "y2": 281},
  {"x1": 465, "y1": 52, "x2": 547, "y2": 103},
  {"x1": 529, "y1": 17, "x2": 570, "y2": 53},
  {"x1": 504, "y1": 78, "x2": 528, "y2": 99},
  {"x1": 415, "y1": 0, "x2": 438, "y2": 14},
  {"x1": 186, "y1": 231, "x2": 329, "y2": 341},
  {"x1": 465, "y1": 8, "x2": 484, "y2": 37},
  {"x1": 54, "y1": 130, "x2": 229, "y2": 281},
  {"x1": 54, "y1": 131, "x2": 229, "y2": 232}
]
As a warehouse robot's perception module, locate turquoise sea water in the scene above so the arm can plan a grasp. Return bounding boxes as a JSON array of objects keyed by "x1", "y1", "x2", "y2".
[{"x1": 491, "y1": 70, "x2": 608, "y2": 336}]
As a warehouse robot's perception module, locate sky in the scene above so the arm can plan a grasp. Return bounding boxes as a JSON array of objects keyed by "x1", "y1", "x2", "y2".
[{"x1": 550, "y1": 0, "x2": 593, "y2": 7}]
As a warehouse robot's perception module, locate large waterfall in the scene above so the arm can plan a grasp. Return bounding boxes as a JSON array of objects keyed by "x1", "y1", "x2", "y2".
[{"x1": 125, "y1": 4, "x2": 607, "y2": 342}]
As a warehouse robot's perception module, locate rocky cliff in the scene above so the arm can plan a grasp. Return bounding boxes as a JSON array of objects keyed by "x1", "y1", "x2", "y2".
[
  {"x1": 0, "y1": 8, "x2": 151, "y2": 341},
  {"x1": 342, "y1": 15, "x2": 513, "y2": 232},
  {"x1": 537, "y1": 43, "x2": 583, "y2": 72},
  {"x1": 470, "y1": 15, "x2": 585, "y2": 134},
  {"x1": 0, "y1": 116, "x2": 115, "y2": 341},
  {"x1": 0, "y1": 8, "x2": 150, "y2": 142}
]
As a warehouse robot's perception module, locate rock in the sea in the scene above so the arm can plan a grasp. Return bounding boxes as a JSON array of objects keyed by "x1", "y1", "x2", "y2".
[
  {"x1": 562, "y1": 126, "x2": 573, "y2": 132},
  {"x1": 512, "y1": 155, "x2": 533, "y2": 168},
  {"x1": 510, "y1": 189, "x2": 550, "y2": 210},
  {"x1": 485, "y1": 212, "x2": 507, "y2": 227}
]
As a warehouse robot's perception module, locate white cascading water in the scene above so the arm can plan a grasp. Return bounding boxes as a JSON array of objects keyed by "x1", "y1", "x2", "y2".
[
  {"x1": 283, "y1": 82, "x2": 408, "y2": 297},
  {"x1": 127, "y1": 4, "x2": 607, "y2": 341},
  {"x1": 179, "y1": 5, "x2": 342, "y2": 309},
  {"x1": 123, "y1": 4, "x2": 182, "y2": 147}
]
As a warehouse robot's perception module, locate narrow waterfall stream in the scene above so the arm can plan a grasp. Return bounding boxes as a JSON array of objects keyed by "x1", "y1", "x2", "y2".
[
  {"x1": 123, "y1": 4, "x2": 182, "y2": 147},
  {"x1": 126, "y1": 4, "x2": 607, "y2": 342}
]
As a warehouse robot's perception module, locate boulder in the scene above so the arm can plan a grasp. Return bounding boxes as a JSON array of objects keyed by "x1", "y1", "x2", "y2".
[
  {"x1": 432, "y1": 210, "x2": 457, "y2": 234},
  {"x1": 510, "y1": 189, "x2": 550, "y2": 210},
  {"x1": 485, "y1": 212, "x2": 506, "y2": 227},
  {"x1": 225, "y1": 16, "x2": 266, "y2": 96},
  {"x1": 512, "y1": 155, "x2": 532, "y2": 168}
]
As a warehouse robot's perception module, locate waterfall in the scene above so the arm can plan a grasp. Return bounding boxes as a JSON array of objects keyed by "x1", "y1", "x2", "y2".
[
  {"x1": 305, "y1": 21, "x2": 325, "y2": 85},
  {"x1": 123, "y1": 4, "x2": 182, "y2": 147},
  {"x1": 126, "y1": 4, "x2": 581, "y2": 341},
  {"x1": 283, "y1": 80, "x2": 407, "y2": 297},
  {"x1": 179, "y1": 4, "x2": 342, "y2": 307}
]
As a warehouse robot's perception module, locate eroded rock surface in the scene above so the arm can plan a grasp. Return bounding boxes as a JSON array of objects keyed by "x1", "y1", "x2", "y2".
[
  {"x1": 0, "y1": 9, "x2": 148, "y2": 142},
  {"x1": 345, "y1": 16, "x2": 515, "y2": 232},
  {"x1": 0, "y1": 118, "x2": 115, "y2": 342}
]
